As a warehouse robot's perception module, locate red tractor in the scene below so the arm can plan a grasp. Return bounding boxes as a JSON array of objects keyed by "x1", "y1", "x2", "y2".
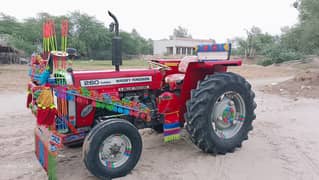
[{"x1": 28, "y1": 12, "x2": 256, "y2": 179}]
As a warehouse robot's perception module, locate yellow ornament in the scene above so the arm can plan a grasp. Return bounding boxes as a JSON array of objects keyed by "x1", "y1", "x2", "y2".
[
  {"x1": 194, "y1": 46, "x2": 198, "y2": 53},
  {"x1": 36, "y1": 87, "x2": 54, "y2": 108},
  {"x1": 224, "y1": 44, "x2": 229, "y2": 51}
]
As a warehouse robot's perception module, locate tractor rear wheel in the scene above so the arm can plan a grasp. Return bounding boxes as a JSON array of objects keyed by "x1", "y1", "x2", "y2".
[
  {"x1": 185, "y1": 72, "x2": 256, "y2": 154},
  {"x1": 83, "y1": 118, "x2": 142, "y2": 179}
]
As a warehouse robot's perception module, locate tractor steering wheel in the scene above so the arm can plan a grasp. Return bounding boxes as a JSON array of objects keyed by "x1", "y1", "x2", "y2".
[{"x1": 148, "y1": 61, "x2": 171, "y2": 70}]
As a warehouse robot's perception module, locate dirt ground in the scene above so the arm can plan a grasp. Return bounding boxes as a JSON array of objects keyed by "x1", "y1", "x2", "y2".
[
  {"x1": 263, "y1": 70, "x2": 319, "y2": 98},
  {"x1": 1, "y1": 61, "x2": 319, "y2": 180}
]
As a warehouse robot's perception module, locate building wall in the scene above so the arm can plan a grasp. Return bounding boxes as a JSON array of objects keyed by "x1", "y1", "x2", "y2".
[
  {"x1": 153, "y1": 40, "x2": 174, "y2": 55},
  {"x1": 153, "y1": 37, "x2": 214, "y2": 56}
]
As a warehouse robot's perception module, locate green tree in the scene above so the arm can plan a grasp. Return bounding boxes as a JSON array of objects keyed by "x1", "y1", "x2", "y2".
[
  {"x1": 170, "y1": 26, "x2": 192, "y2": 39},
  {"x1": 0, "y1": 12, "x2": 153, "y2": 59},
  {"x1": 130, "y1": 29, "x2": 153, "y2": 55},
  {"x1": 234, "y1": 26, "x2": 275, "y2": 58},
  {"x1": 284, "y1": 0, "x2": 319, "y2": 54},
  {"x1": 0, "y1": 13, "x2": 22, "y2": 36},
  {"x1": 68, "y1": 12, "x2": 112, "y2": 58}
]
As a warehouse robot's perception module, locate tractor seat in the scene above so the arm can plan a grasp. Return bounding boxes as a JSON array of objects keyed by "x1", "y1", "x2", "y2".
[
  {"x1": 165, "y1": 56, "x2": 198, "y2": 85},
  {"x1": 165, "y1": 74, "x2": 185, "y2": 84},
  {"x1": 165, "y1": 43, "x2": 232, "y2": 86}
]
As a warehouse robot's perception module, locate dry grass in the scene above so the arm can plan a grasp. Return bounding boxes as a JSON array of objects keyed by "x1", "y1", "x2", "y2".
[
  {"x1": 228, "y1": 64, "x2": 296, "y2": 79},
  {"x1": 0, "y1": 59, "x2": 149, "y2": 93}
]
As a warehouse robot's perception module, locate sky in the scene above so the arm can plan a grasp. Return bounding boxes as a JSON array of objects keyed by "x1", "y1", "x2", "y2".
[{"x1": 1, "y1": 0, "x2": 299, "y2": 42}]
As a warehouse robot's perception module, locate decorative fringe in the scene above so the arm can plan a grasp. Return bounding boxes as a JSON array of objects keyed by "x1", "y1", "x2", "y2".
[
  {"x1": 36, "y1": 107, "x2": 56, "y2": 126},
  {"x1": 164, "y1": 134, "x2": 180, "y2": 143},
  {"x1": 163, "y1": 122, "x2": 181, "y2": 143}
]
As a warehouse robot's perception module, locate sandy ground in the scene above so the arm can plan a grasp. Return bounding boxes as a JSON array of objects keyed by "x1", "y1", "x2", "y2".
[{"x1": 0, "y1": 63, "x2": 319, "y2": 180}]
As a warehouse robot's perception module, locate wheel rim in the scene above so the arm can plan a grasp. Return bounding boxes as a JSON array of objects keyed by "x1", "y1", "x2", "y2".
[
  {"x1": 211, "y1": 91, "x2": 246, "y2": 139},
  {"x1": 99, "y1": 134, "x2": 132, "y2": 169}
]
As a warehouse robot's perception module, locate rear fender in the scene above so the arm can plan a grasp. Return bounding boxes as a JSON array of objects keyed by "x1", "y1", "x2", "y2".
[{"x1": 179, "y1": 60, "x2": 242, "y2": 122}]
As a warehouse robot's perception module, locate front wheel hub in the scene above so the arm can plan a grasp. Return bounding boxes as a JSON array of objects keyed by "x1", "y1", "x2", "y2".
[{"x1": 99, "y1": 134, "x2": 132, "y2": 169}]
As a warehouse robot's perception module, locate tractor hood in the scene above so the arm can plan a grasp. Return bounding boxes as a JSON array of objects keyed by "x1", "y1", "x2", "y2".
[{"x1": 72, "y1": 69, "x2": 163, "y2": 93}]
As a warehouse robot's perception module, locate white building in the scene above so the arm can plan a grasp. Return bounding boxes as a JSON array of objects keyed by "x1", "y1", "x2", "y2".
[{"x1": 153, "y1": 37, "x2": 214, "y2": 56}]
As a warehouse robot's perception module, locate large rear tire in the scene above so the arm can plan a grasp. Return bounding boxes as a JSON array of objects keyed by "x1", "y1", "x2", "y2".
[
  {"x1": 83, "y1": 118, "x2": 142, "y2": 179},
  {"x1": 185, "y1": 72, "x2": 256, "y2": 154}
]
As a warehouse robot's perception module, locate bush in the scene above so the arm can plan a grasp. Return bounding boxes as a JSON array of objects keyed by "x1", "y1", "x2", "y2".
[
  {"x1": 258, "y1": 59, "x2": 273, "y2": 66},
  {"x1": 275, "y1": 51, "x2": 303, "y2": 63},
  {"x1": 261, "y1": 44, "x2": 304, "y2": 65}
]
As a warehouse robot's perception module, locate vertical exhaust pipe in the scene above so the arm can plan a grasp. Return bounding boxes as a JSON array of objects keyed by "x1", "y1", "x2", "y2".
[{"x1": 108, "y1": 11, "x2": 122, "y2": 71}]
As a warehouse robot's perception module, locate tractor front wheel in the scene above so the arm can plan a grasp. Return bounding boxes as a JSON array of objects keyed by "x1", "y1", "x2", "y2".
[
  {"x1": 83, "y1": 118, "x2": 142, "y2": 179},
  {"x1": 185, "y1": 72, "x2": 256, "y2": 154}
]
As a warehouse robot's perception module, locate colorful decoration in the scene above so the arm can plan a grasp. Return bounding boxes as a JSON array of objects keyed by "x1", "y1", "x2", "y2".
[
  {"x1": 196, "y1": 43, "x2": 232, "y2": 53},
  {"x1": 158, "y1": 92, "x2": 181, "y2": 142},
  {"x1": 36, "y1": 87, "x2": 54, "y2": 108},
  {"x1": 61, "y1": 20, "x2": 68, "y2": 52},
  {"x1": 55, "y1": 85, "x2": 69, "y2": 133},
  {"x1": 238, "y1": 114, "x2": 245, "y2": 122},
  {"x1": 222, "y1": 106, "x2": 236, "y2": 124},
  {"x1": 35, "y1": 127, "x2": 57, "y2": 180},
  {"x1": 163, "y1": 112, "x2": 181, "y2": 142},
  {"x1": 105, "y1": 145, "x2": 132, "y2": 169},
  {"x1": 224, "y1": 43, "x2": 229, "y2": 51},
  {"x1": 43, "y1": 20, "x2": 57, "y2": 59},
  {"x1": 63, "y1": 132, "x2": 86, "y2": 144},
  {"x1": 26, "y1": 85, "x2": 56, "y2": 126},
  {"x1": 37, "y1": 107, "x2": 57, "y2": 126},
  {"x1": 53, "y1": 86, "x2": 151, "y2": 122},
  {"x1": 30, "y1": 19, "x2": 80, "y2": 180},
  {"x1": 29, "y1": 54, "x2": 50, "y2": 85},
  {"x1": 52, "y1": 51, "x2": 68, "y2": 71}
]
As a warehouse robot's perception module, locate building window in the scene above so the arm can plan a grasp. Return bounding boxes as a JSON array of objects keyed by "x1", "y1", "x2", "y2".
[
  {"x1": 176, "y1": 47, "x2": 181, "y2": 55},
  {"x1": 186, "y1": 48, "x2": 191, "y2": 55},
  {"x1": 182, "y1": 47, "x2": 186, "y2": 55}
]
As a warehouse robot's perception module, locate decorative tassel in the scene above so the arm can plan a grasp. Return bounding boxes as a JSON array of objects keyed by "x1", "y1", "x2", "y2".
[
  {"x1": 163, "y1": 111, "x2": 181, "y2": 142},
  {"x1": 36, "y1": 107, "x2": 57, "y2": 126}
]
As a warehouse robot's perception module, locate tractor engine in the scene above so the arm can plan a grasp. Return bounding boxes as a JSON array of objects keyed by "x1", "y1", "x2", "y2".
[{"x1": 118, "y1": 90, "x2": 159, "y2": 129}]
